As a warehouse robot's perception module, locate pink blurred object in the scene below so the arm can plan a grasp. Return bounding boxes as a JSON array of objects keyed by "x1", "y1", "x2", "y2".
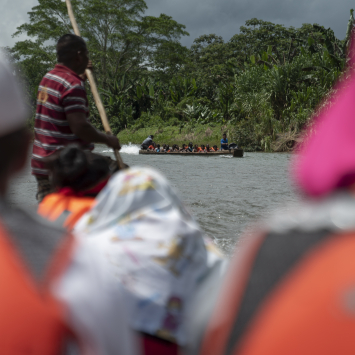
[{"x1": 294, "y1": 33, "x2": 355, "y2": 197}]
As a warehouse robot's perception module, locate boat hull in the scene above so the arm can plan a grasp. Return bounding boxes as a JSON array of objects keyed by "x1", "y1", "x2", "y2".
[{"x1": 139, "y1": 149, "x2": 244, "y2": 157}]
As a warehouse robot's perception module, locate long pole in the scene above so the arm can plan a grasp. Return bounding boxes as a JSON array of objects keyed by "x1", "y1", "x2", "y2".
[{"x1": 65, "y1": 0, "x2": 125, "y2": 169}]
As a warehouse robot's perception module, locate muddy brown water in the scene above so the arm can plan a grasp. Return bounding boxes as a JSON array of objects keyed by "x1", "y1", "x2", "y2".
[{"x1": 8, "y1": 144, "x2": 299, "y2": 255}]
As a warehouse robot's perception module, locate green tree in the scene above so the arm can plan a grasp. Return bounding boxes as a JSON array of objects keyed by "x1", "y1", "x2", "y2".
[{"x1": 10, "y1": 0, "x2": 189, "y2": 123}]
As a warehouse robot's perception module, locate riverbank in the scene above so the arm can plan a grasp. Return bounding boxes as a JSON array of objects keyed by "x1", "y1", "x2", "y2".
[
  {"x1": 117, "y1": 123, "x2": 235, "y2": 146},
  {"x1": 117, "y1": 123, "x2": 300, "y2": 152}
]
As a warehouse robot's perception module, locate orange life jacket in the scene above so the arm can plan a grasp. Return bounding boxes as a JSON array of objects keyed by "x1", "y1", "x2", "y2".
[
  {"x1": 0, "y1": 221, "x2": 72, "y2": 354},
  {"x1": 148, "y1": 145, "x2": 154, "y2": 150},
  {"x1": 38, "y1": 193, "x2": 95, "y2": 230},
  {"x1": 199, "y1": 230, "x2": 355, "y2": 355}
]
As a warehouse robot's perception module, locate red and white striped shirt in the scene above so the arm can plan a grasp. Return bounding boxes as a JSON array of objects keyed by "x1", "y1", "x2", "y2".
[{"x1": 31, "y1": 65, "x2": 94, "y2": 176}]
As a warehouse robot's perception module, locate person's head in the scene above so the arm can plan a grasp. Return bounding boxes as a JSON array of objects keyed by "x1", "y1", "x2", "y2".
[
  {"x1": 213, "y1": 145, "x2": 218, "y2": 150},
  {"x1": 149, "y1": 135, "x2": 154, "y2": 139},
  {"x1": 189, "y1": 142, "x2": 193, "y2": 147},
  {"x1": 206, "y1": 144, "x2": 210, "y2": 148},
  {"x1": 57, "y1": 34, "x2": 89, "y2": 75},
  {"x1": 223, "y1": 133, "x2": 227, "y2": 139},
  {"x1": 46, "y1": 145, "x2": 110, "y2": 195},
  {"x1": 0, "y1": 53, "x2": 30, "y2": 195},
  {"x1": 194, "y1": 144, "x2": 198, "y2": 149},
  {"x1": 157, "y1": 144, "x2": 160, "y2": 148},
  {"x1": 201, "y1": 145, "x2": 205, "y2": 149}
]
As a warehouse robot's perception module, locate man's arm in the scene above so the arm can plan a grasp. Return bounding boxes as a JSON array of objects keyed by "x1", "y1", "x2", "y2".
[{"x1": 67, "y1": 112, "x2": 121, "y2": 150}]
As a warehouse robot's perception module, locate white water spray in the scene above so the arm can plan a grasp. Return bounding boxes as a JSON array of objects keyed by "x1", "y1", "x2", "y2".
[{"x1": 102, "y1": 142, "x2": 140, "y2": 155}]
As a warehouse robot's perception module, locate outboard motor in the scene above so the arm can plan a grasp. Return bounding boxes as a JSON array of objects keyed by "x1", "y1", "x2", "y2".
[{"x1": 229, "y1": 143, "x2": 238, "y2": 150}]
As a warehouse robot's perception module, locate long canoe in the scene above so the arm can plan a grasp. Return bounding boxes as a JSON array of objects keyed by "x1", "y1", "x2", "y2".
[{"x1": 139, "y1": 149, "x2": 244, "y2": 157}]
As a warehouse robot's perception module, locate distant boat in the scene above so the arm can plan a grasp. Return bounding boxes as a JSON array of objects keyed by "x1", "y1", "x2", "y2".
[{"x1": 139, "y1": 149, "x2": 244, "y2": 157}]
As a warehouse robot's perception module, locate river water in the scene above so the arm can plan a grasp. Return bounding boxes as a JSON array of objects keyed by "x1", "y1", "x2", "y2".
[{"x1": 9, "y1": 144, "x2": 299, "y2": 255}]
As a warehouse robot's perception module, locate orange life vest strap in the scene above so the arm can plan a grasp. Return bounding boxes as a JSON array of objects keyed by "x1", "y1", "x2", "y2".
[
  {"x1": 199, "y1": 232, "x2": 266, "y2": 355},
  {"x1": 38, "y1": 193, "x2": 95, "y2": 230},
  {"x1": 0, "y1": 221, "x2": 72, "y2": 354}
]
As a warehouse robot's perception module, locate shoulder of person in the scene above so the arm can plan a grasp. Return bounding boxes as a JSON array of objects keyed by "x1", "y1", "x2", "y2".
[
  {"x1": 50, "y1": 68, "x2": 86, "y2": 92},
  {"x1": 0, "y1": 203, "x2": 66, "y2": 243}
]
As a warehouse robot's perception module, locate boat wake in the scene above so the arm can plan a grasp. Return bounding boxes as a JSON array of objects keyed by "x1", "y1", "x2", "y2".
[
  {"x1": 102, "y1": 143, "x2": 140, "y2": 155},
  {"x1": 219, "y1": 155, "x2": 233, "y2": 159}
]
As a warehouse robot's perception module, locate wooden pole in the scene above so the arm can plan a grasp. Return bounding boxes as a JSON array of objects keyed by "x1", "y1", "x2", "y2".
[{"x1": 65, "y1": 0, "x2": 125, "y2": 169}]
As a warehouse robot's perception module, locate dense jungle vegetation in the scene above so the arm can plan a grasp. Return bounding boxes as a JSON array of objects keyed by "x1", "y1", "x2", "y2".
[{"x1": 6, "y1": 0, "x2": 355, "y2": 151}]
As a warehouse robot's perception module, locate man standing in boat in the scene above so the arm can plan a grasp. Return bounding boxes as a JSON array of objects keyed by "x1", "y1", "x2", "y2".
[
  {"x1": 31, "y1": 34, "x2": 121, "y2": 202},
  {"x1": 141, "y1": 135, "x2": 154, "y2": 150},
  {"x1": 221, "y1": 133, "x2": 228, "y2": 151}
]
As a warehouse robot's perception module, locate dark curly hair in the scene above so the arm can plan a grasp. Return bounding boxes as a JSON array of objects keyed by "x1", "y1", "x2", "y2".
[{"x1": 46, "y1": 144, "x2": 110, "y2": 192}]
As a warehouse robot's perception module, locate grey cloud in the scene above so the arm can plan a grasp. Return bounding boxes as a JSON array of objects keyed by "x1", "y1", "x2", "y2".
[
  {"x1": 145, "y1": 0, "x2": 354, "y2": 46},
  {"x1": 1, "y1": 0, "x2": 38, "y2": 48},
  {"x1": 1, "y1": 0, "x2": 354, "y2": 49}
]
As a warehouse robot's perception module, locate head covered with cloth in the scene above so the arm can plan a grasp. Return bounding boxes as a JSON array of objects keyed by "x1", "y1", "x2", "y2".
[{"x1": 74, "y1": 167, "x2": 224, "y2": 352}]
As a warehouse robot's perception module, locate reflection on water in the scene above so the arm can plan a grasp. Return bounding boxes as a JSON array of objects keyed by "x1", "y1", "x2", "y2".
[{"x1": 9, "y1": 144, "x2": 299, "y2": 255}]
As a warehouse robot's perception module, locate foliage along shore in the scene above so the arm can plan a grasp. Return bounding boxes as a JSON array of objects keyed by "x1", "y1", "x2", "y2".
[
  {"x1": 118, "y1": 124, "x2": 233, "y2": 148},
  {"x1": 117, "y1": 123, "x2": 301, "y2": 152},
  {"x1": 6, "y1": 1, "x2": 355, "y2": 151}
]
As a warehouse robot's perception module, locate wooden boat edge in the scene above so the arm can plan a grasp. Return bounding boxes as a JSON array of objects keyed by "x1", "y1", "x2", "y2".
[{"x1": 139, "y1": 149, "x2": 244, "y2": 157}]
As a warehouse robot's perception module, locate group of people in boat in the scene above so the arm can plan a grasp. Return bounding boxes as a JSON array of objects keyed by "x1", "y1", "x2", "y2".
[
  {"x1": 148, "y1": 143, "x2": 221, "y2": 153},
  {"x1": 142, "y1": 133, "x2": 235, "y2": 153},
  {"x1": 2, "y1": 30, "x2": 355, "y2": 355}
]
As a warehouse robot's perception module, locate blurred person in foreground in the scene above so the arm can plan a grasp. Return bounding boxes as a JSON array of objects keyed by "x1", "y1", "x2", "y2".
[
  {"x1": 186, "y1": 40, "x2": 355, "y2": 355},
  {"x1": 0, "y1": 54, "x2": 135, "y2": 354},
  {"x1": 38, "y1": 145, "x2": 112, "y2": 230},
  {"x1": 31, "y1": 33, "x2": 121, "y2": 202},
  {"x1": 74, "y1": 167, "x2": 225, "y2": 355}
]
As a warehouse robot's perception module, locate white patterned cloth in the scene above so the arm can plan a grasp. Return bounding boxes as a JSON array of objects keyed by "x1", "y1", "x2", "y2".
[{"x1": 74, "y1": 167, "x2": 225, "y2": 345}]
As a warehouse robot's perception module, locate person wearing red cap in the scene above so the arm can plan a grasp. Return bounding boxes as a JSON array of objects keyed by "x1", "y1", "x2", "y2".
[
  {"x1": 186, "y1": 37, "x2": 355, "y2": 355},
  {"x1": 31, "y1": 34, "x2": 121, "y2": 202},
  {"x1": 0, "y1": 53, "x2": 135, "y2": 354}
]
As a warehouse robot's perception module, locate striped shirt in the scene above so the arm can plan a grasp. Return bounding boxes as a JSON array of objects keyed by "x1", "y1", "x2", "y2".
[{"x1": 31, "y1": 65, "x2": 94, "y2": 176}]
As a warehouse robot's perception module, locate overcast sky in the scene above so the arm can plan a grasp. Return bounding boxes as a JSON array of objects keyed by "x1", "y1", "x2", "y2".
[{"x1": 1, "y1": 0, "x2": 354, "y2": 48}]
